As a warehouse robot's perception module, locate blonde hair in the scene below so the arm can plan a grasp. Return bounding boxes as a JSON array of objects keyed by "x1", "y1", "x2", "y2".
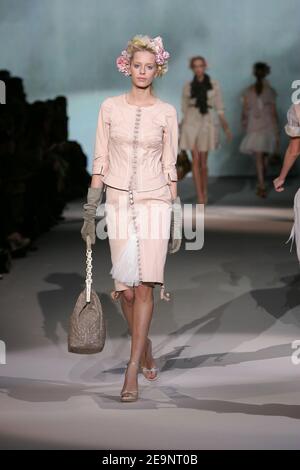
[{"x1": 126, "y1": 35, "x2": 167, "y2": 78}]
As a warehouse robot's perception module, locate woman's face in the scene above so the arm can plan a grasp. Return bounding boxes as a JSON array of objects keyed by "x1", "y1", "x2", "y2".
[
  {"x1": 253, "y1": 68, "x2": 267, "y2": 80},
  {"x1": 130, "y1": 50, "x2": 158, "y2": 88},
  {"x1": 192, "y1": 59, "x2": 206, "y2": 77}
]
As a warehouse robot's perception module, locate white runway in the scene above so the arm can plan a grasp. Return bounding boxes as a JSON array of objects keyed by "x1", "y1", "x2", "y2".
[{"x1": 1, "y1": 177, "x2": 300, "y2": 450}]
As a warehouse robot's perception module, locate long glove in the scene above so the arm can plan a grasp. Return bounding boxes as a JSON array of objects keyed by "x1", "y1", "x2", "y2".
[
  {"x1": 168, "y1": 196, "x2": 182, "y2": 254},
  {"x1": 81, "y1": 186, "x2": 104, "y2": 244}
]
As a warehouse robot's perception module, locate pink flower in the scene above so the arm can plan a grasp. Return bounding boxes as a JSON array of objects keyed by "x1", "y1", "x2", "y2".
[
  {"x1": 116, "y1": 50, "x2": 131, "y2": 76},
  {"x1": 116, "y1": 36, "x2": 170, "y2": 76},
  {"x1": 152, "y1": 36, "x2": 163, "y2": 51}
]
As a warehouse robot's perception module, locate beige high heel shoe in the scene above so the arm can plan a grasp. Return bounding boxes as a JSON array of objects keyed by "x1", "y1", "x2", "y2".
[
  {"x1": 120, "y1": 360, "x2": 139, "y2": 402},
  {"x1": 140, "y1": 339, "x2": 159, "y2": 381}
]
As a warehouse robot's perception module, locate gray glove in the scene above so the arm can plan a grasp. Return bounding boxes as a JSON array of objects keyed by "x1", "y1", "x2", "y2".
[
  {"x1": 168, "y1": 196, "x2": 182, "y2": 254},
  {"x1": 81, "y1": 186, "x2": 104, "y2": 244}
]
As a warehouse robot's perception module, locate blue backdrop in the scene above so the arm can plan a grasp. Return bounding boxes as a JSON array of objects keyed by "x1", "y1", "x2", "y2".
[{"x1": 1, "y1": 0, "x2": 299, "y2": 175}]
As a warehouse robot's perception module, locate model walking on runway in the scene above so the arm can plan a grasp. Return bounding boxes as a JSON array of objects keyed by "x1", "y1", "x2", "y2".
[
  {"x1": 240, "y1": 62, "x2": 280, "y2": 198},
  {"x1": 179, "y1": 55, "x2": 232, "y2": 204},
  {"x1": 273, "y1": 102, "x2": 300, "y2": 255},
  {"x1": 81, "y1": 35, "x2": 181, "y2": 402},
  {"x1": 273, "y1": 102, "x2": 300, "y2": 191}
]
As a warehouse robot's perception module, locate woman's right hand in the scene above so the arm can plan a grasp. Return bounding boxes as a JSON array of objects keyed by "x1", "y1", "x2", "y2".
[
  {"x1": 273, "y1": 176, "x2": 285, "y2": 192},
  {"x1": 81, "y1": 220, "x2": 96, "y2": 244},
  {"x1": 81, "y1": 186, "x2": 104, "y2": 244}
]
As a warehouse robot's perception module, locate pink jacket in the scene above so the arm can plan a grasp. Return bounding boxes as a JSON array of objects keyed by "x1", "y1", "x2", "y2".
[{"x1": 92, "y1": 93, "x2": 178, "y2": 191}]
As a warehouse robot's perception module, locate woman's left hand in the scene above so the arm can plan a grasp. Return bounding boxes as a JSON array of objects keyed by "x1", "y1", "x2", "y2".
[
  {"x1": 273, "y1": 176, "x2": 285, "y2": 192},
  {"x1": 225, "y1": 128, "x2": 233, "y2": 142},
  {"x1": 168, "y1": 196, "x2": 182, "y2": 254}
]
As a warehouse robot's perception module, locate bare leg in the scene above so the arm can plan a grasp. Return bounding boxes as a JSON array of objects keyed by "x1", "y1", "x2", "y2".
[
  {"x1": 120, "y1": 287, "x2": 154, "y2": 372},
  {"x1": 191, "y1": 147, "x2": 205, "y2": 203},
  {"x1": 263, "y1": 153, "x2": 269, "y2": 174},
  {"x1": 199, "y1": 151, "x2": 209, "y2": 203},
  {"x1": 120, "y1": 287, "x2": 135, "y2": 333},
  {"x1": 121, "y1": 283, "x2": 154, "y2": 394},
  {"x1": 255, "y1": 152, "x2": 267, "y2": 197},
  {"x1": 255, "y1": 152, "x2": 265, "y2": 187}
]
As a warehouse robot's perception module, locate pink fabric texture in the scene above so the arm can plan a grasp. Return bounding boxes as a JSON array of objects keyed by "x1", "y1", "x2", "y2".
[
  {"x1": 240, "y1": 82, "x2": 278, "y2": 155},
  {"x1": 92, "y1": 94, "x2": 178, "y2": 190},
  {"x1": 92, "y1": 93, "x2": 178, "y2": 301},
  {"x1": 105, "y1": 184, "x2": 172, "y2": 300}
]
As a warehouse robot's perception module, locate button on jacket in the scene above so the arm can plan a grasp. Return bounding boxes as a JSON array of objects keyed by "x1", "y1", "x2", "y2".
[{"x1": 92, "y1": 93, "x2": 178, "y2": 191}]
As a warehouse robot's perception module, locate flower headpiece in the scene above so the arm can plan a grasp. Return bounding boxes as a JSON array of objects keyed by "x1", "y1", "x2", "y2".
[{"x1": 116, "y1": 35, "x2": 170, "y2": 77}]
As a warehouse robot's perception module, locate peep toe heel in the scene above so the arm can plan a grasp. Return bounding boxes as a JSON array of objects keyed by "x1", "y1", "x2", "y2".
[{"x1": 120, "y1": 360, "x2": 139, "y2": 402}]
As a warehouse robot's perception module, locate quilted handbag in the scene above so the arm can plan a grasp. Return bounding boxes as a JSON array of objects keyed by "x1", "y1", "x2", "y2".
[
  {"x1": 176, "y1": 149, "x2": 191, "y2": 180},
  {"x1": 68, "y1": 234, "x2": 106, "y2": 354}
]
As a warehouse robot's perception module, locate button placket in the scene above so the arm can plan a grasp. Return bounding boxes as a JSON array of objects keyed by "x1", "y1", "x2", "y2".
[{"x1": 128, "y1": 107, "x2": 143, "y2": 285}]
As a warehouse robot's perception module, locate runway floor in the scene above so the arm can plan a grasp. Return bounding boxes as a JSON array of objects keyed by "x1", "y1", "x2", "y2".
[{"x1": 1, "y1": 175, "x2": 300, "y2": 450}]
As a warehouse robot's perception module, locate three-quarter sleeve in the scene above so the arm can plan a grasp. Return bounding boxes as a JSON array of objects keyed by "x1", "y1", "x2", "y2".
[
  {"x1": 162, "y1": 106, "x2": 179, "y2": 183},
  {"x1": 213, "y1": 80, "x2": 225, "y2": 115},
  {"x1": 92, "y1": 98, "x2": 112, "y2": 175},
  {"x1": 181, "y1": 81, "x2": 190, "y2": 117},
  {"x1": 240, "y1": 87, "x2": 249, "y2": 105},
  {"x1": 285, "y1": 104, "x2": 300, "y2": 138}
]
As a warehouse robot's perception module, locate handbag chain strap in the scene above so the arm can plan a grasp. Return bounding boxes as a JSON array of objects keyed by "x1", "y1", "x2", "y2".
[{"x1": 86, "y1": 235, "x2": 92, "y2": 302}]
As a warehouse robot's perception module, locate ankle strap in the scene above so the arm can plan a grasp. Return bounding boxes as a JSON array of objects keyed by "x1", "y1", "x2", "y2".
[{"x1": 127, "y1": 360, "x2": 139, "y2": 367}]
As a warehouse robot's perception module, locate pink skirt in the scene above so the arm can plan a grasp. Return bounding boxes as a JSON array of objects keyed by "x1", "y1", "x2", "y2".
[
  {"x1": 104, "y1": 183, "x2": 173, "y2": 302},
  {"x1": 239, "y1": 129, "x2": 277, "y2": 155}
]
